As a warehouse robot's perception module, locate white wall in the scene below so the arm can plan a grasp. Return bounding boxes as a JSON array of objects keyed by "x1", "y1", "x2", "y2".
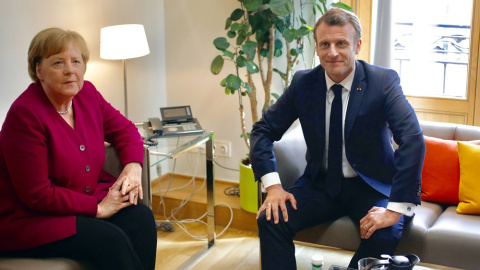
[{"x1": 163, "y1": 0, "x2": 244, "y2": 182}]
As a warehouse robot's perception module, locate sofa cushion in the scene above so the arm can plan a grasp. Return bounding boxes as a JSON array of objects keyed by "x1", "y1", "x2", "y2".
[
  {"x1": 395, "y1": 201, "x2": 443, "y2": 258},
  {"x1": 457, "y1": 142, "x2": 480, "y2": 214},
  {"x1": 421, "y1": 136, "x2": 480, "y2": 205},
  {"x1": 424, "y1": 206, "x2": 480, "y2": 269},
  {"x1": 295, "y1": 216, "x2": 360, "y2": 252}
]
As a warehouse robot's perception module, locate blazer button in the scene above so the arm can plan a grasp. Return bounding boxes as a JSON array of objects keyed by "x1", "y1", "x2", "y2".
[
  {"x1": 85, "y1": 186, "x2": 90, "y2": 193},
  {"x1": 85, "y1": 165, "x2": 90, "y2": 172},
  {"x1": 79, "y1": 145, "x2": 85, "y2": 151}
]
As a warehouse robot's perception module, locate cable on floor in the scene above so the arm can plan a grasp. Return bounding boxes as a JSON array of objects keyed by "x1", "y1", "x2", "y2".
[
  {"x1": 154, "y1": 139, "x2": 234, "y2": 240},
  {"x1": 224, "y1": 185, "x2": 240, "y2": 197}
]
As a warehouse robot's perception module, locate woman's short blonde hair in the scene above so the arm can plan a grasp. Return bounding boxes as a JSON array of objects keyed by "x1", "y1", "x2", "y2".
[{"x1": 28, "y1": 27, "x2": 90, "y2": 82}]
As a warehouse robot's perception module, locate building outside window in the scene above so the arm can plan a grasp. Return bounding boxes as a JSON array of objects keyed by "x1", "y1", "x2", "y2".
[{"x1": 392, "y1": 0, "x2": 473, "y2": 99}]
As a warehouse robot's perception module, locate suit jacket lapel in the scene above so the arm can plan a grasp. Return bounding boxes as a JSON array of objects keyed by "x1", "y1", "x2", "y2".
[
  {"x1": 345, "y1": 61, "x2": 366, "y2": 141},
  {"x1": 314, "y1": 69, "x2": 327, "y2": 150}
]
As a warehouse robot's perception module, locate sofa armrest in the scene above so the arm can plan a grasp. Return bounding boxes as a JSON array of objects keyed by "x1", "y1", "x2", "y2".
[
  {"x1": 257, "y1": 121, "x2": 307, "y2": 208},
  {"x1": 103, "y1": 143, "x2": 151, "y2": 207},
  {"x1": 273, "y1": 121, "x2": 307, "y2": 190}
]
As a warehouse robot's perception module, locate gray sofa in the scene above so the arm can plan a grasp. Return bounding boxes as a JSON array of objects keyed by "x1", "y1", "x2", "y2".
[
  {"x1": 268, "y1": 120, "x2": 480, "y2": 269},
  {"x1": 0, "y1": 143, "x2": 151, "y2": 270}
]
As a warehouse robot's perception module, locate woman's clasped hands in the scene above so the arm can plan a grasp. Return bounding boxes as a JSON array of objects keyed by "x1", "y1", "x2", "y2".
[{"x1": 96, "y1": 162, "x2": 143, "y2": 219}]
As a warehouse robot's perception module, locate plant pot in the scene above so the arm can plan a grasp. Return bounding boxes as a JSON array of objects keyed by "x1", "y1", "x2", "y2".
[{"x1": 239, "y1": 158, "x2": 258, "y2": 213}]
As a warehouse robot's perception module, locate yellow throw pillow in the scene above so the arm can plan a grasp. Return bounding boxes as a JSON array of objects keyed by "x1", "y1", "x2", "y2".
[{"x1": 457, "y1": 141, "x2": 480, "y2": 214}]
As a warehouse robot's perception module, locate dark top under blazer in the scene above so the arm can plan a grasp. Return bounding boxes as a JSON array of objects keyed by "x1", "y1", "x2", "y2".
[
  {"x1": 250, "y1": 60, "x2": 426, "y2": 205},
  {"x1": 0, "y1": 81, "x2": 144, "y2": 250}
]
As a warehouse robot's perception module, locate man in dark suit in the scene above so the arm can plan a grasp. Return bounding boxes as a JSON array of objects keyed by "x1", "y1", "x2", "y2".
[{"x1": 250, "y1": 8, "x2": 426, "y2": 269}]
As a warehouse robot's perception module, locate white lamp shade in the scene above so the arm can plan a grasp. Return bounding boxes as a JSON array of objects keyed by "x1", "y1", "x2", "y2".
[{"x1": 100, "y1": 24, "x2": 150, "y2": 60}]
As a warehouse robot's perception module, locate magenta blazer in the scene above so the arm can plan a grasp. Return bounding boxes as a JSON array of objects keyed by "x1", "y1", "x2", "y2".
[{"x1": 0, "y1": 81, "x2": 144, "y2": 250}]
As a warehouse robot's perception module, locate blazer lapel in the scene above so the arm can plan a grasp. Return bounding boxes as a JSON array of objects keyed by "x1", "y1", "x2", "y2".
[
  {"x1": 314, "y1": 70, "x2": 327, "y2": 149},
  {"x1": 345, "y1": 61, "x2": 366, "y2": 140}
]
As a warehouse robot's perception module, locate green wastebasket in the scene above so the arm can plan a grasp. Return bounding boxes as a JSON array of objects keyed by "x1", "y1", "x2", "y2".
[{"x1": 239, "y1": 159, "x2": 258, "y2": 213}]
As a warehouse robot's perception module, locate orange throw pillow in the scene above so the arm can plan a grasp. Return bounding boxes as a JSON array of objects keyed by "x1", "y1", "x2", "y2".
[{"x1": 421, "y1": 136, "x2": 480, "y2": 205}]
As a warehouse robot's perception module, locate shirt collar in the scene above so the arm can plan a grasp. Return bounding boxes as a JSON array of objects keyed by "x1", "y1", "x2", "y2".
[{"x1": 325, "y1": 63, "x2": 356, "y2": 92}]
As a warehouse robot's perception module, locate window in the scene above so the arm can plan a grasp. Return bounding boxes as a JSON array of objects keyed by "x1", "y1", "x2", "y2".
[{"x1": 392, "y1": 0, "x2": 473, "y2": 99}]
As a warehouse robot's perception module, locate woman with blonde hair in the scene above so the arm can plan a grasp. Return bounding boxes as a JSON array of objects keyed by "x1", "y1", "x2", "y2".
[{"x1": 0, "y1": 27, "x2": 156, "y2": 270}]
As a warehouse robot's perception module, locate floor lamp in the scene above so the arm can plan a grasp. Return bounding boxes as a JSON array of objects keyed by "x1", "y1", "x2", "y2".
[{"x1": 100, "y1": 24, "x2": 150, "y2": 118}]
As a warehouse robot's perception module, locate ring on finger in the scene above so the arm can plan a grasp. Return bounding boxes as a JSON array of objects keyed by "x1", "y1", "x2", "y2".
[
  {"x1": 364, "y1": 225, "x2": 369, "y2": 229},
  {"x1": 266, "y1": 202, "x2": 271, "y2": 207}
]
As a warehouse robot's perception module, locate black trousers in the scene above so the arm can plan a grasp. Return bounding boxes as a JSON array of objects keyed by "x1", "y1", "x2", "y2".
[
  {"x1": 257, "y1": 176, "x2": 405, "y2": 269},
  {"x1": 0, "y1": 203, "x2": 157, "y2": 270}
]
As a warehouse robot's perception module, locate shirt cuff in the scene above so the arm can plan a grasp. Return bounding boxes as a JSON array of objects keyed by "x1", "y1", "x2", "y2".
[
  {"x1": 387, "y1": 202, "x2": 416, "y2": 217},
  {"x1": 260, "y1": 172, "x2": 281, "y2": 192}
]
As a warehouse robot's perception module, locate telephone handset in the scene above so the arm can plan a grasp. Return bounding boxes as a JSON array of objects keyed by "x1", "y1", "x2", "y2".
[
  {"x1": 144, "y1": 117, "x2": 163, "y2": 136},
  {"x1": 143, "y1": 118, "x2": 163, "y2": 146}
]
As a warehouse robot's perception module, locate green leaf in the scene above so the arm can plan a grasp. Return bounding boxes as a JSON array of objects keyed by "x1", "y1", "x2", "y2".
[
  {"x1": 273, "y1": 68, "x2": 286, "y2": 81},
  {"x1": 300, "y1": 17, "x2": 307, "y2": 25},
  {"x1": 315, "y1": 4, "x2": 322, "y2": 15},
  {"x1": 282, "y1": 28, "x2": 295, "y2": 43},
  {"x1": 223, "y1": 50, "x2": 235, "y2": 59},
  {"x1": 245, "y1": 82, "x2": 252, "y2": 93},
  {"x1": 220, "y1": 78, "x2": 227, "y2": 87},
  {"x1": 242, "y1": 40, "x2": 257, "y2": 59},
  {"x1": 213, "y1": 37, "x2": 230, "y2": 50},
  {"x1": 236, "y1": 55, "x2": 247, "y2": 67},
  {"x1": 243, "y1": 0, "x2": 263, "y2": 11},
  {"x1": 274, "y1": 48, "x2": 282, "y2": 57},
  {"x1": 271, "y1": 92, "x2": 280, "y2": 99},
  {"x1": 226, "y1": 74, "x2": 242, "y2": 90},
  {"x1": 255, "y1": 29, "x2": 265, "y2": 43},
  {"x1": 236, "y1": 34, "x2": 246, "y2": 46},
  {"x1": 227, "y1": 30, "x2": 236, "y2": 38},
  {"x1": 260, "y1": 48, "x2": 269, "y2": 57},
  {"x1": 231, "y1": 22, "x2": 242, "y2": 31},
  {"x1": 240, "y1": 133, "x2": 251, "y2": 140},
  {"x1": 246, "y1": 60, "x2": 259, "y2": 74},
  {"x1": 274, "y1": 39, "x2": 283, "y2": 50},
  {"x1": 230, "y1": 9, "x2": 244, "y2": 21},
  {"x1": 331, "y1": 2, "x2": 354, "y2": 12},
  {"x1": 225, "y1": 87, "x2": 233, "y2": 95},
  {"x1": 211, "y1": 55, "x2": 224, "y2": 75},
  {"x1": 296, "y1": 26, "x2": 311, "y2": 37},
  {"x1": 269, "y1": 0, "x2": 294, "y2": 16},
  {"x1": 225, "y1": 18, "x2": 232, "y2": 30},
  {"x1": 290, "y1": 48, "x2": 297, "y2": 56}
]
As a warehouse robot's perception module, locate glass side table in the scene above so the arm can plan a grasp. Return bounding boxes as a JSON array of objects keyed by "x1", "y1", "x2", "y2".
[{"x1": 146, "y1": 130, "x2": 215, "y2": 269}]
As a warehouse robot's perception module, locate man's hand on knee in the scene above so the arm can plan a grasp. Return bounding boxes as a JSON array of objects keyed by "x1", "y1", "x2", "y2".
[
  {"x1": 359, "y1": 207, "x2": 401, "y2": 239},
  {"x1": 257, "y1": 184, "x2": 297, "y2": 224}
]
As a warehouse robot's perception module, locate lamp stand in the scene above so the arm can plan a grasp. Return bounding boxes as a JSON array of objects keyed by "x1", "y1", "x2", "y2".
[{"x1": 122, "y1": 59, "x2": 128, "y2": 118}]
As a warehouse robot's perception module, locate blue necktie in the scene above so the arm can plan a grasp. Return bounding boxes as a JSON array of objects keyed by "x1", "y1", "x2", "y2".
[{"x1": 326, "y1": 84, "x2": 343, "y2": 198}]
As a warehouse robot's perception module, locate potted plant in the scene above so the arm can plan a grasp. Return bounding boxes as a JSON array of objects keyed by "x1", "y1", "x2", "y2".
[{"x1": 211, "y1": 0, "x2": 352, "y2": 212}]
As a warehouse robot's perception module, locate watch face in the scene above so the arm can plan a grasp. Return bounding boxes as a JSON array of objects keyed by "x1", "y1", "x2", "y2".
[{"x1": 160, "y1": 106, "x2": 193, "y2": 121}]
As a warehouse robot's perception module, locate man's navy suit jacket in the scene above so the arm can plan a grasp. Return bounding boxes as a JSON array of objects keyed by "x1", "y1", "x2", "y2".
[{"x1": 250, "y1": 60, "x2": 426, "y2": 205}]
